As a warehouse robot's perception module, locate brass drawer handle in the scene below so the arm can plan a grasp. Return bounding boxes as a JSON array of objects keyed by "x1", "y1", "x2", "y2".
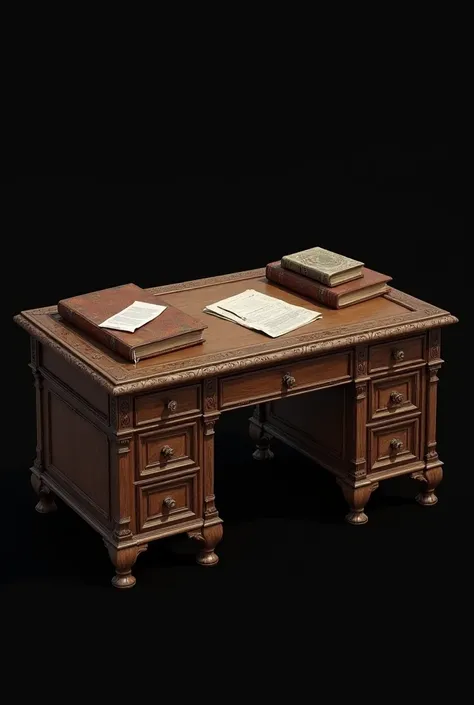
[
  {"x1": 163, "y1": 496, "x2": 176, "y2": 509},
  {"x1": 161, "y1": 445, "x2": 174, "y2": 458},
  {"x1": 390, "y1": 391, "x2": 404, "y2": 404},
  {"x1": 282, "y1": 373, "x2": 296, "y2": 389},
  {"x1": 392, "y1": 349, "x2": 405, "y2": 362},
  {"x1": 390, "y1": 438, "x2": 403, "y2": 451},
  {"x1": 167, "y1": 400, "x2": 178, "y2": 412}
]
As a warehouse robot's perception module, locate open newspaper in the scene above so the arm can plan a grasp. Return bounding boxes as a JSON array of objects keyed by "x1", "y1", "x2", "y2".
[{"x1": 203, "y1": 289, "x2": 322, "y2": 338}]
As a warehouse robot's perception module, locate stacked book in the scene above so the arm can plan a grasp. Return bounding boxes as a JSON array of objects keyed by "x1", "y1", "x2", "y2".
[
  {"x1": 58, "y1": 283, "x2": 207, "y2": 363},
  {"x1": 266, "y1": 247, "x2": 392, "y2": 309}
]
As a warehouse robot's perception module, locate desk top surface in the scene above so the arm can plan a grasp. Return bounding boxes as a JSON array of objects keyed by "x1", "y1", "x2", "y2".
[{"x1": 15, "y1": 268, "x2": 457, "y2": 394}]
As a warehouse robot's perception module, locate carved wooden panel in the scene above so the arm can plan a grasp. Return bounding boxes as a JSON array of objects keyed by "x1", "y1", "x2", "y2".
[
  {"x1": 137, "y1": 422, "x2": 198, "y2": 479},
  {"x1": 137, "y1": 472, "x2": 199, "y2": 531},
  {"x1": 134, "y1": 384, "x2": 201, "y2": 426},
  {"x1": 220, "y1": 352, "x2": 352, "y2": 410},
  {"x1": 369, "y1": 370, "x2": 421, "y2": 421},
  {"x1": 41, "y1": 345, "x2": 109, "y2": 416},
  {"x1": 368, "y1": 335, "x2": 425, "y2": 373},
  {"x1": 45, "y1": 389, "x2": 110, "y2": 519},
  {"x1": 368, "y1": 417, "x2": 420, "y2": 473}
]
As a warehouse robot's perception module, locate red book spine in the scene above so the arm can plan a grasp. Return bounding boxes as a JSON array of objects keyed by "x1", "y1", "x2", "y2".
[{"x1": 265, "y1": 262, "x2": 339, "y2": 308}]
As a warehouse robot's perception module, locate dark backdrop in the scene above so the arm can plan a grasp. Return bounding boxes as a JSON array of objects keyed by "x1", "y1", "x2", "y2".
[{"x1": 2, "y1": 147, "x2": 468, "y2": 624}]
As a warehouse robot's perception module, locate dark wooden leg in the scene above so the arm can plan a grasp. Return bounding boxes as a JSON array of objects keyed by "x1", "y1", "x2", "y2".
[
  {"x1": 338, "y1": 480, "x2": 379, "y2": 525},
  {"x1": 31, "y1": 473, "x2": 57, "y2": 514},
  {"x1": 412, "y1": 467, "x2": 443, "y2": 506},
  {"x1": 106, "y1": 543, "x2": 148, "y2": 589},
  {"x1": 195, "y1": 524, "x2": 224, "y2": 566},
  {"x1": 249, "y1": 405, "x2": 274, "y2": 460},
  {"x1": 196, "y1": 408, "x2": 224, "y2": 566}
]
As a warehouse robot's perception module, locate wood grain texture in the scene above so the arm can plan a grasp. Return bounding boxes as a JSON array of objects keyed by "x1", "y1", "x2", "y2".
[
  {"x1": 14, "y1": 272, "x2": 457, "y2": 394},
  {"x1": 18, "y1": 273, "x2": 458, "y2": 587}
]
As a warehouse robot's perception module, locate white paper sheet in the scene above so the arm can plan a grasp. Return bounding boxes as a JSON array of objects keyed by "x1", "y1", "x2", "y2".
[
  {"x1": 204, "y1": 289, "x2": 321, "y2": 337},
  {"x1": 98, "y1": 300, "x2": 167, "y2": 333}
]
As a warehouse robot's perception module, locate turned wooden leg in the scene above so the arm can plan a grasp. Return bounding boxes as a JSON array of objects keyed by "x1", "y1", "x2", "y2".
[
  {"x1": 106, "y1": 544, "x2": 148, "y2": 589},
  {"x1": 412, "y1": 467, "x2": 443, "y2": 507},
  {"x1": 249, "y1": 406, "x2": 274, "y2": 460},
  {"x1": 31, "y1": 474, "x2": 57, "y2": 514},
  {"x1": 194, "y1": 524, "x2": 223, "y2": 566},
  {"x1": 338, "y1": 480, "x2": 379, "y2": 525}
]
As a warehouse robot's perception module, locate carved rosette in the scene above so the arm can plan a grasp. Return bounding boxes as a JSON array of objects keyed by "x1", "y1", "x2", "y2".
[
  {"x1": 119, "y1": 396, "x2": 131, "y2": 429},
  {"x1": 204, "y1": 378, "x2": 218, "y2": 412}
]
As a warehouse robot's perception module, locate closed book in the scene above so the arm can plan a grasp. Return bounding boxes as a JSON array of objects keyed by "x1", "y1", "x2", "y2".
[
  {"x1": 281, "y1": 246, "x2": 364, "y2": 286},
  {"x1": 266, "y1": 262, "x2": 392, "y2": 309},
  {"x1": 58, "y1": 283, "x2": 207, "y2": 362}
]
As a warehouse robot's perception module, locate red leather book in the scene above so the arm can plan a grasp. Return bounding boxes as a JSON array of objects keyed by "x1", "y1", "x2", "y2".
[
  {"x1": 58, "y1": 283, "x2": 207, "y2": 362},
  {"x1": 265, "y1": 262, "x2": 392, "y2": 309}
]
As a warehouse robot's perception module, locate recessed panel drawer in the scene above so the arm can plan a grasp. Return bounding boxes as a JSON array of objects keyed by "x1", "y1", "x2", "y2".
[
  {"x1": 220, "y1": 352, "x2": 352, "y2": 409},
  {"x1": 369, "y1": 370, "x2": 421, "y2": 421},
  {"x1": 137, "y1": 473, "x2": 200, "y2": 532},
  {"x1": 134, "y1": 384, "x2": 201, "y2": 426},
  {"x1": 137, "y1": 422, "x2": 198, "y2": 479},
  {"x1": 368, "y1": 417, "x2": 420, "y2": 474},
  {"x1": 368, "y1": 336, "x2": 425, "y2": 374}
]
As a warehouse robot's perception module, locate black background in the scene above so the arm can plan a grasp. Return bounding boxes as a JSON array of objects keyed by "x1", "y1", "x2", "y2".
[{"x1": 1, "y1": 147, "x2": 469, "y2": 634}]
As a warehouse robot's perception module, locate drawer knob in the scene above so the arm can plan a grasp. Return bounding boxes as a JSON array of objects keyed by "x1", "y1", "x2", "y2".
[
  {"x1": 282, "y1": 373, "x2": 296, "y2": 389},
  {"x1": 161, "y1": 445, "x2": 174, "y2": 458},
  {"x1": 390, "y1": 438, "x2": 403, "y2": 451},
  {"x1": 163, "y1": 496, "x2": 176, "y2": 509},
  {"x1": 167, "y1": 400, "x2": 178, "y2": 412},
  {"x1": 392, "y1": 349, "x2": 405, "y2": 362},
  {"x1": 390, "y1": 391, "x2": 404, "y2": 404}
]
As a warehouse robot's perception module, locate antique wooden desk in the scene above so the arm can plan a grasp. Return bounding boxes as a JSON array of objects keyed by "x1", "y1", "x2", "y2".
[{"x1": 14, "y1": 269, "x2": 458, "y2": 588}]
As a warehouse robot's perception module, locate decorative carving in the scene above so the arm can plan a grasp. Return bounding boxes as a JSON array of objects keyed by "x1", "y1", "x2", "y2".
[
  {"x1": 119, "y1": 396, "x2": 131, "y2": 428},
  {"x1": 106, "y1": 543, "x2": 148, "y2": 589},
  {"x1": 110, "y1": 397, "x2": 117, "y2": 428},
  {"x1": 429, "y1": 365, "x2": 440, "y2": 382},
  {"x1": 31, "y1": 474, "x2": 57, "y2": 514},
  {"x1": 429, "y1": 328, "x2": 441, "y2": 361},
  {"x1": 203, "y1": 417, "x2": 218, "y2": 436},
  {"x1": 204, "y1": 378, "x2": 218, "y2": 411},
  {"x1": 282, "y1": 373, "x2": 296, "y2": 388},
  {"x1": 412, "y1": 467, "x2": 443, "y2": 506},
  {"x1": 356, "y1": 347, "x2": 367, "y2": 377},
  {"x1": 113, "y1": 517, "x2": 132, "y2": 540},
  {"x1": 355, "y1": 383, "x2": 366, "y2": 400},
  {"x1": 14, "y1": 282, "x2": 458, "y2": 395},
  {"x1": 337, "y1": 480, "x2": 379, "y2": 525},
  {"x1": 425, "y1": 449, "x2": 439, "y2": 461}
]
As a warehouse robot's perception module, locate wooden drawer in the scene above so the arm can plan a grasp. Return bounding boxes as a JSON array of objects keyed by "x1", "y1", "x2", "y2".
[
  {"x1": 134, "y1": 384, "x2": 201, "y2": 426},
  {"x1": 369, "y1": 370, "x2": 421, "y2": 421},
  {"x1": 220, "y1": 352, "x2": 352, "y2": 409},
  {"x1": 137, "y1": 472, "x2": 200, "y2": 532},
  {"x1": 369, "y1": 336, "x2": 425, "y2": 373},
  {"x1": 137, "y1": 422, "x2": 198, "y2": 479},
  {"x1": 368, "y1": 417, "x2": 420, "y2": 474}
]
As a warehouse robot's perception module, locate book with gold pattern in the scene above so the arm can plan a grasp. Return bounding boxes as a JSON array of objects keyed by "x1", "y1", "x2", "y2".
[{"x1": 281, "y1": 247, "x2": 364, "y2": 287}]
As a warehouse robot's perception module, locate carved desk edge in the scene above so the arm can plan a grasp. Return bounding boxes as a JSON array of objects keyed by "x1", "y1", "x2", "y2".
[{"x1": 14, "y1": 269, "x2": 458, "y2": 396}]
